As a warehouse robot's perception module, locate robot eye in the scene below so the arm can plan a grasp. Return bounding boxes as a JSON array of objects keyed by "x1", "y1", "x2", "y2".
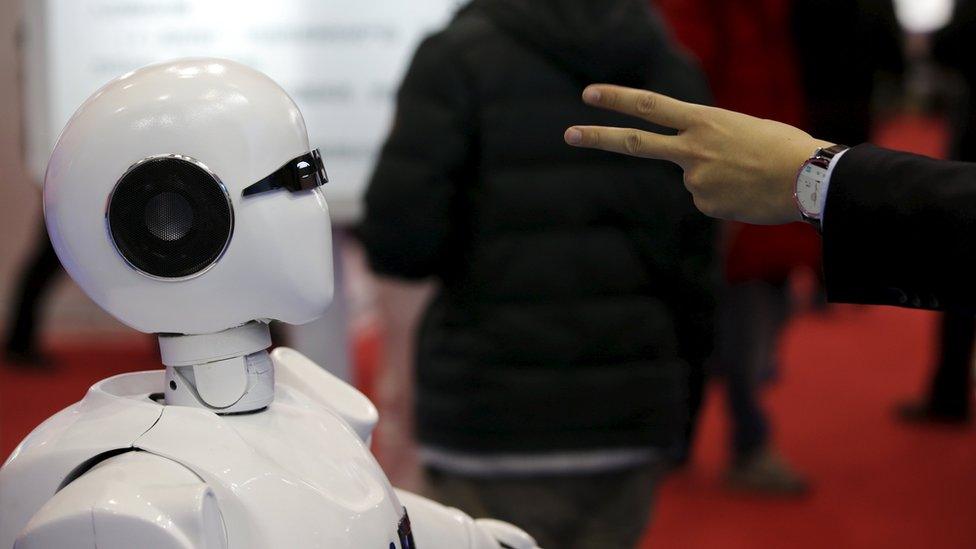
[
  {"x1": 145, "y1": 192, "x2": 194, "y2": 242},
  {"x1": 107, "y1": 155, "x2": 233, "y2": 280},
  {"x1": 241, "y1": 149, "x2": 328, "y2": 198}
]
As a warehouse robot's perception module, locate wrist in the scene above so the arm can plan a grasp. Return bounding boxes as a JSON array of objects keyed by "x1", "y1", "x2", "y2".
[
  {"x1": 788, "y1": 139, "x2": 834, "y2": 180},
  {"x1": 781, "y1": 139, "x2": 832, "y2": 223},
  {"x1": 794, "y1": 141, "x2": 846, "y2": 230}
]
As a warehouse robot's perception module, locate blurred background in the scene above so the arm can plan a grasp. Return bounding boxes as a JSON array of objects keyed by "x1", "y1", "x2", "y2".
[{"x1": 1, "y1": 1, "x2": 975, "y2": 548}]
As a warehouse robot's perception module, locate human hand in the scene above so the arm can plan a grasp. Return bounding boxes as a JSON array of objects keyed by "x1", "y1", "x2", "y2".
[{"x1": 564, "y1": 84, "x2": 834, "y2": 225}]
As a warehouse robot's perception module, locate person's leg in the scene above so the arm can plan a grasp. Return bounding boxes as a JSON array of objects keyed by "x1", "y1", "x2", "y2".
[
  {"x1": 423, "y1": 467, "x2": 577, "y2": 548},
  {"x1": 900, "y1": 311, "x2": 974, "y2": 422},
  {"x1": 669, "y1": 358, "x2": 706, "y2": 466},
  {"x1": 718, "y1": 282, "x2": 770, "y2": 459},
  {"x1": 572, "y1": 461, "x2": 665, "y2": 549},
  {"x1": 760, "y1": 279, "x2": 792, "y2": 384},
  {"x1": 720, "y1": 281, "x2": 807, "y2": 494},
  {"x1": 423, "y1": 467, "x2": 494, "y2": 519},
  {"x1": 424, "y1": 462, "x2": 663, "y2": 549},
  {"x1": 928, "y1": 311, "x2": 975, "y2": 417},
  {"x1": 4, "y1": 223, "x2": 63, "y2": 361}
]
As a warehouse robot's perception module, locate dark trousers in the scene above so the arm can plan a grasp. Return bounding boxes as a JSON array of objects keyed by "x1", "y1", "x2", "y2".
[
  {"x1": 424, "y1": 462, "x2": 663, "y2": 549},
  {"x1": 717, "y1": 281, "x2": 790, "y2": 459},
  {"x1": 4, "y1": 221, "x2": 62, "y2": 354},
  {"x1": 925, "y1": 311, "x2": 975, "y2": 417}
]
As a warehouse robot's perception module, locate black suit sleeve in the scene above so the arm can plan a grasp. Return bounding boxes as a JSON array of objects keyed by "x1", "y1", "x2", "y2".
[{"x1": 823, "y1": 144, "x2": 976, "y2": 311}]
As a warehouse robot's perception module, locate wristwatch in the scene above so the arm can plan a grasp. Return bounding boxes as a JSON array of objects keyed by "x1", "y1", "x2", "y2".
[{"x1": 795, "y1": 144, "x2": 849, "y2": 232}]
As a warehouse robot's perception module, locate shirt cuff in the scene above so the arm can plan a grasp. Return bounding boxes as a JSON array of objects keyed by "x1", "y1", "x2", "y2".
[{"x1": 819, "y1": 149, "x2": 849, "y2": 226}]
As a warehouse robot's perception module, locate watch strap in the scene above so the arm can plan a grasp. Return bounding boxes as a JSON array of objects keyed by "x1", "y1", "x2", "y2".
[{"x1": 818, "y1": 144, "x2": 848, "y2": 162}]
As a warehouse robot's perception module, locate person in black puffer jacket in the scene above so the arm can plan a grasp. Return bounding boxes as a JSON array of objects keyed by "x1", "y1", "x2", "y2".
[{"x1": 358, "y1": 1, "x2": 715, "y2": 546}]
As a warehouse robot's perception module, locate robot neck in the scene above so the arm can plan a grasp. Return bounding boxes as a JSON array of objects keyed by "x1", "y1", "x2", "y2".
[{"x1": 158, "y1": 321, "x2": 275, "y2": 414}]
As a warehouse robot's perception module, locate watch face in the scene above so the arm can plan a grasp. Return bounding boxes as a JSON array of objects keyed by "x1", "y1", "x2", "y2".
[{"x1": 796, "y1": 162, "x2": 827, "y2": 217}]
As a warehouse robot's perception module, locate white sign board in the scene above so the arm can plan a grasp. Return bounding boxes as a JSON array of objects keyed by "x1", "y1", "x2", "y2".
[{"x1": 23, "y1": 0, "x2": 460, "y2": 223}]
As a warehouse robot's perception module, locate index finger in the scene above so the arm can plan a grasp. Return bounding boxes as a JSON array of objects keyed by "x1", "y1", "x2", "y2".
[
  {"x1": 582, "y1": 84, "x2": 700, "y2": 130},
  {"x1": 564, "y1": 126, "x2": 686, "y2": 164}
]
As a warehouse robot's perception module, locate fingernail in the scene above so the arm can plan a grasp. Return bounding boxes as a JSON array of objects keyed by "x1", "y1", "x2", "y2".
[
  {"x1": 582, "y1": 87, "x2": 601, "y2": 103},
  {"x1": 565, "y1": 128, "x2": 583, "y2": 145}
]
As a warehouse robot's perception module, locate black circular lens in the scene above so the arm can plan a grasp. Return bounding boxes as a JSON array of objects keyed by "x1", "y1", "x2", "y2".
[
  {"x1": 145, "y1": 191, "x2": 194, "y2": 241},
  {"x1": 108, "y1": 157, "x2": 232, "y2": 279}
]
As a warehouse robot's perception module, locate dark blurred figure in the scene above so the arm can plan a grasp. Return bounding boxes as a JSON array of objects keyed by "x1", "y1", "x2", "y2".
[
  {"x1": 658, "y1": 0, "x2": 816, "y2": 495},
  {"x1": 935, "y1": 0, "x2": 976, "y2": 161},
  {"x1": 792, "y1": 0, "x2": 904, "y2": 145},
  {"x1": 899, "y1": 313, "x2": 974, "y2": 423},
  {"x1": 898, "y1": 0, "x2": 976, "y2": 425},
  {"x1": 359, "y1": 1, "x2": 715, "y2": 546},
  {"x1": 3, "y1": 222, "x2": 61, "y2": 366},
  {"x1": 4, "y1": 229, "x2": 57, "y2": 367},
  {"x1": 4, "y1": 22, "x2": 61, "y2": 369}
]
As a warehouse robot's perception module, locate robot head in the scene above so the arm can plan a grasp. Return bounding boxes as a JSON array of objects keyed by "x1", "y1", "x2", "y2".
[{"x1": 44, "y1": 58, "x2": 334, "y2": 335}]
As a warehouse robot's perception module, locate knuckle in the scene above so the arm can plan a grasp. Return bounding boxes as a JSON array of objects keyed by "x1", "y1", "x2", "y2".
[
  {"x1": 624, "y1": 133, "x2": 644, "y2": 155},
  {"x1": 688, "y1": 146, "x2": 712, "y2": 163},
  {"x1": 692, "y1": 196, "x2": 711, "y2": 215},
  {"x1": 695, "y1": 194, "x2": 730, "y2": 219},
  {"x1": 699, "y1": 201, "x2": 722, "y2": 218},
  {"x1": 636, "y1": 93, "x2": 657, "y2": 116},
  {"x1": 587, "y1": 130, "x2": 601, "y2": 147}
]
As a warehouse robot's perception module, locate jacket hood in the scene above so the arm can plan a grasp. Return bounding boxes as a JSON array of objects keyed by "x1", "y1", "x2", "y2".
[{"x1": 464, "y1": 0, "x2": 672, "y2": 87}]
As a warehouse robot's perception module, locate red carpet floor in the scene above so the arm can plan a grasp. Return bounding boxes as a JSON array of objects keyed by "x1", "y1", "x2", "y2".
[
  {"x1": 2, "y1": 306, "x2": 975, "y2": 548},
  {"x1": 644, "y1": 305, "x2": 976, "y2": 549}
]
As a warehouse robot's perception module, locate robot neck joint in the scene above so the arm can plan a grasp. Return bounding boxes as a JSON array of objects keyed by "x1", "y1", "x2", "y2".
[{"x1": 158, "y1": 321, "x2": 274, "y2": 413}]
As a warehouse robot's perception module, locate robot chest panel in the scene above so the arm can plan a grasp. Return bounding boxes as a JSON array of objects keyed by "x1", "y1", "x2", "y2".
[{"x1": 135, "y1": 399, "x2": 406, "y2": 548}]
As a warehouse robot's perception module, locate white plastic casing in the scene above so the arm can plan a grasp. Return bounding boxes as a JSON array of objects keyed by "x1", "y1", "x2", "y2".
[
  {"x1": 43, "y1": 58, "x2": 334, "y2": 335},
  {"x1": 15, "y1": 452, "x2": 227, "y2": 549},
  {"x1": 0, "y1": 349, "x2": 540, "y2": 549}
]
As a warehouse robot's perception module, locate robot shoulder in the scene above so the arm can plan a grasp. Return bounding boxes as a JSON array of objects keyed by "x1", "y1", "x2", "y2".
[{"x1": 15, "y1": 451, "x2": 227, "y2": 549}]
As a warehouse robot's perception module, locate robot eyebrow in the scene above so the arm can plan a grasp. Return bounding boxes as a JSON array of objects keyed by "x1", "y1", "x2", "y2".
[{"x1": 241, "y1": 149, "x2": 328, "y2": 198}]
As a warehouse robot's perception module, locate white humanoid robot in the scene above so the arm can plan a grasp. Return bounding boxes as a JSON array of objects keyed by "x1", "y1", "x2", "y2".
[{"x1": 0, "y1": 58, "x2": 539, "y2": 549}]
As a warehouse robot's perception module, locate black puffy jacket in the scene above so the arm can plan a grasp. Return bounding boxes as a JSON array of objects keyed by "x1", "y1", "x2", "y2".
[{"x1": 359, "y1": 0, "x2": 715, "y2": 454}]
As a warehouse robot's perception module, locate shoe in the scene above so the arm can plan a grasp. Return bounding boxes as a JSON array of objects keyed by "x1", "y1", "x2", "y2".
[
  {"x1": 896, "y1": 400, "x2": 969, "y2": 425},
  {"x1": 726, "y1": 448, "x2": 810, "y2": 496}
]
